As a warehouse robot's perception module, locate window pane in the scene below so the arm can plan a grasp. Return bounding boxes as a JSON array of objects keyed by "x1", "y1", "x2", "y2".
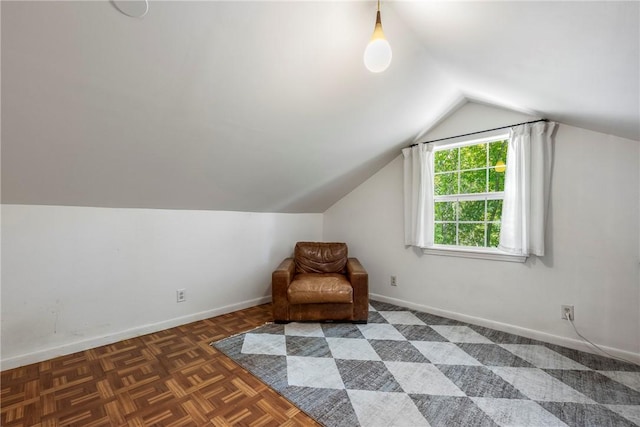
[
  {"x1": 486, "y1": 199, "x2": 503, "y2": 222},
  {"x1": 489, "y1": 140, "x2": 508, "y2": 165},
  {"x1": 434, "y1": 149, "x2": 457, "y2": 173},
  {"x1": 434, "y1": 172, "x2": 458, "y2": 195},
  {"x1": 431, "y1": 138, "x2": 508, "y2": 250},
  {"x1": 488, "y1": 168, "x2": 506, "y2": 192},
  {"x1": 435, "y1": 222, "x2": 456, "y2": 245},
  {"x1": 487, "y1": 222, "x2": 501, "y2": 247},
  {"x1": 459, "y1": 200, "x2": 485, "y2": 222},
  {"x1": 460, "y1": 143, "x2": 487, "y2": 170},
  {"x1": 435, "y1": 201, "x2": 456, "y2": 221},
  {"x1": 460, "y1": 170, "x2": 486, "y2": 194},
  {"x1": 459, "y1": 223, "x2": 485, "y2": 247}
]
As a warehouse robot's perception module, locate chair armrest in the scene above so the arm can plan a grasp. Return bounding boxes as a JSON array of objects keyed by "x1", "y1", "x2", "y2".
[
  {"x1": 347, "y1": 258, "x2": 369, "y2": 321},
  {"x1": 347, "y1": 257, "x2": 367, "y2": 278},
  {"x1": 272, "y1": 258, "x2": 295, "y2": 321}
]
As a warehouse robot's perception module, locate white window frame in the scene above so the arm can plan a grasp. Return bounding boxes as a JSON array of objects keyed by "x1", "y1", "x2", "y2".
[{"x1": 424, "y1": 134, "x2": 526, "y2": 263}]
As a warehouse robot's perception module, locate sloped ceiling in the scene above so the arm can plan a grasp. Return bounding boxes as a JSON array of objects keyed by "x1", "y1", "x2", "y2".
[{"x1": 2, "y1": 1, "x2": 638, "y2": 213}]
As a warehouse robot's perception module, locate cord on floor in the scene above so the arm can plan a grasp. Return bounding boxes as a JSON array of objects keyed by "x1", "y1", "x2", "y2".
[{"x1": 564, "y1": 311, "x2": 637, "y2": 366}]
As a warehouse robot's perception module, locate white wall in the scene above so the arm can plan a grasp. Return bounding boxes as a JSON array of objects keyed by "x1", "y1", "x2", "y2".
[
  {"x1": 2, "y1": 102, "x2": 638, "y2": 369},
  {"x1": 1, "y1": 205, "x2": 322, "y2": 369},
  {"x1": 324, "y1": 103, "x2": 640, "y2": 361}
]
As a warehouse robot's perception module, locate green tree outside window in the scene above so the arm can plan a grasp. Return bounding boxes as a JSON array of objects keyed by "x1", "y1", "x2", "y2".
[{"x1": 433, "y1": 139, "x2": 508, "y2": 248}]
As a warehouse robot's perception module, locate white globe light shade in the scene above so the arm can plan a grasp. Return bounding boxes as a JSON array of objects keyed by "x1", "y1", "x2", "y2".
[{"x1": 364, "y1": 38, "x2": 392, "y2": 73}]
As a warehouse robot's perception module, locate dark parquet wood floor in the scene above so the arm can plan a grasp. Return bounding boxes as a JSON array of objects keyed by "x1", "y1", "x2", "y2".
[{"x1": 1, "y1": 304, "x2": 320, "y2": 427}]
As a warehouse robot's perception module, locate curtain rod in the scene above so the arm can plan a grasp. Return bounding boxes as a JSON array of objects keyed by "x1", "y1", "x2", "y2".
[{"x1": 407, "y1": 119, "x2": 549, "y2": 148}]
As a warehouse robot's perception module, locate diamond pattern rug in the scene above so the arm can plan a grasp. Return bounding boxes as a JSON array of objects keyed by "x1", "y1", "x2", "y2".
[{"x1": 212, "y1": 300, "x2": 640, "y2": 426}]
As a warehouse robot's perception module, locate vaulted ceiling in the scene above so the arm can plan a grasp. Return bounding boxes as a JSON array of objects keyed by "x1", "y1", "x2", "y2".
[{"x1": 2, "y1": 1, "x2": 638, "y2": 213}]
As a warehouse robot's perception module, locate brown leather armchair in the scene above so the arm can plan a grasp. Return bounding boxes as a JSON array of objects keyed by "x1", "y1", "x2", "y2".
[{"x1": 272, "y1": 242, "x2": 368, "y2": 323}]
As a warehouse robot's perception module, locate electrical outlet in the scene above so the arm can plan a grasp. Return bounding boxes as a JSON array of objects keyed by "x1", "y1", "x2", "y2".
[
  {"x1": 390, "y1": 275, "x2": 397, "y2": 287},
  {"x1": 561, "y1": 305, "x2": 574, "y2": 321},
  {"x1": 177, "y1": 289, "x2": 186, "y2": 303}
]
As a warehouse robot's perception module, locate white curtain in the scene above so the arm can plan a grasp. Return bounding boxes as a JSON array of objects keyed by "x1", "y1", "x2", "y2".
[
  {"x1": 499, "y1": 121, "x2": 556, "y2": 256},
  {"x1": 403, "y1": 144, "x2": 434, "y2": 247}
]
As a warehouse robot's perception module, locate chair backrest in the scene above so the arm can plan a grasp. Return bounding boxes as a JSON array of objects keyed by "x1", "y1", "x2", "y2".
[{"x1": 294, "y1": 242, "x2": 348, "y2": 274}]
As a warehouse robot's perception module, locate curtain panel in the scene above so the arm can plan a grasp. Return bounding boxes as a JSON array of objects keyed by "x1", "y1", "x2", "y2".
[
  {"x1": 402, "y1": 144, "x2": 434, "y2": 247},
  {"x1": 498, "y1": 121, "x2": 557, "y2": 256}
]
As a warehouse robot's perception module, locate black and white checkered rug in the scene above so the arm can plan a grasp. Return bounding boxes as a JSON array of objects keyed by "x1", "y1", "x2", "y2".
[{"x1": 212, "y1": 300, "x2": 640, "y2": 426}]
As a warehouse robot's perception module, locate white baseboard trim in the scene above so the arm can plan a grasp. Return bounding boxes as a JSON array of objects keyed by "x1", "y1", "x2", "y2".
[
  {"x1": 1, "y1": 296, "x2": 271, "y2": 371},
  {"x1": 370, "y1": 293, "x2": 640, "y2": 365}
]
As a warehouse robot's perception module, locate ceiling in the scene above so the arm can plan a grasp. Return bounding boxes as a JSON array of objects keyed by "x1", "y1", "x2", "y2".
[{"x1": 2, "y1": 1, "x2": 638, "y2": 213}]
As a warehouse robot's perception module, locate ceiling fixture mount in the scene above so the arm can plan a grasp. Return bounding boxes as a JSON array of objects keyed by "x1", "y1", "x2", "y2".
[
  {"x1": 364, "y1": 0, "x2": 392, "y2": 73},
  {"x1": 112, "y1": 0, "x2": 149, "y2": 18}
]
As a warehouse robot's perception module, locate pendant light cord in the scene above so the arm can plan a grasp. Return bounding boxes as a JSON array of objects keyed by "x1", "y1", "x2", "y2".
[{"x1": 112, "y1": 0, "x2": 149, "y2": 18}]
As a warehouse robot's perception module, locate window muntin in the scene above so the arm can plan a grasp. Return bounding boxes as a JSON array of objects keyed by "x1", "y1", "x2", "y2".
[{"x1": 433, "y1": 137, "x2": 508, "y2": 248}]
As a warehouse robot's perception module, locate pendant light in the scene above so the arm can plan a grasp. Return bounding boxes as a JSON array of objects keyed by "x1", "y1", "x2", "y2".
[{"x1": 364, "y1": 0, "x2": 392, "y2": 73}]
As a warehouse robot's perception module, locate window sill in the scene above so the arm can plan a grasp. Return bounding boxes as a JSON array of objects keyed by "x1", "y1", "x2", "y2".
[{"x1": 423, "y1": 245, "x2": 527, "y2": 263}]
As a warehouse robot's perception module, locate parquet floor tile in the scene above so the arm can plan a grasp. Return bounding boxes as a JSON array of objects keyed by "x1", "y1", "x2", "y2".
[{"x1": 1, "y1": 304, "x2": 320, "y2": 427}]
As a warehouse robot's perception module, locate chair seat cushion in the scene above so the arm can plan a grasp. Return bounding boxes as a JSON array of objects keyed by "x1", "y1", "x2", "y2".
[{"x1": 288, "y1": 273, "x2": 353, "y2": 304}]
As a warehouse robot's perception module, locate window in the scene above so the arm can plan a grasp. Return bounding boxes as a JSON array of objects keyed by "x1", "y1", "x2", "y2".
[
  {"x1": 404, "y1": 122, "x2": 554, "y2": 262},
  {"x1": 432, "y1": 136, "x2": 508, "y2": 249}
]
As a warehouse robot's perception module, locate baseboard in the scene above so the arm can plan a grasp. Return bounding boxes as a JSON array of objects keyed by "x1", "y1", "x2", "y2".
[
  {"x1": 370, "y1": 293, "x2": 640, "y2": 365},
  {"x1": 1, "y1": 296, "x2": 271, "y2": 371}
]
